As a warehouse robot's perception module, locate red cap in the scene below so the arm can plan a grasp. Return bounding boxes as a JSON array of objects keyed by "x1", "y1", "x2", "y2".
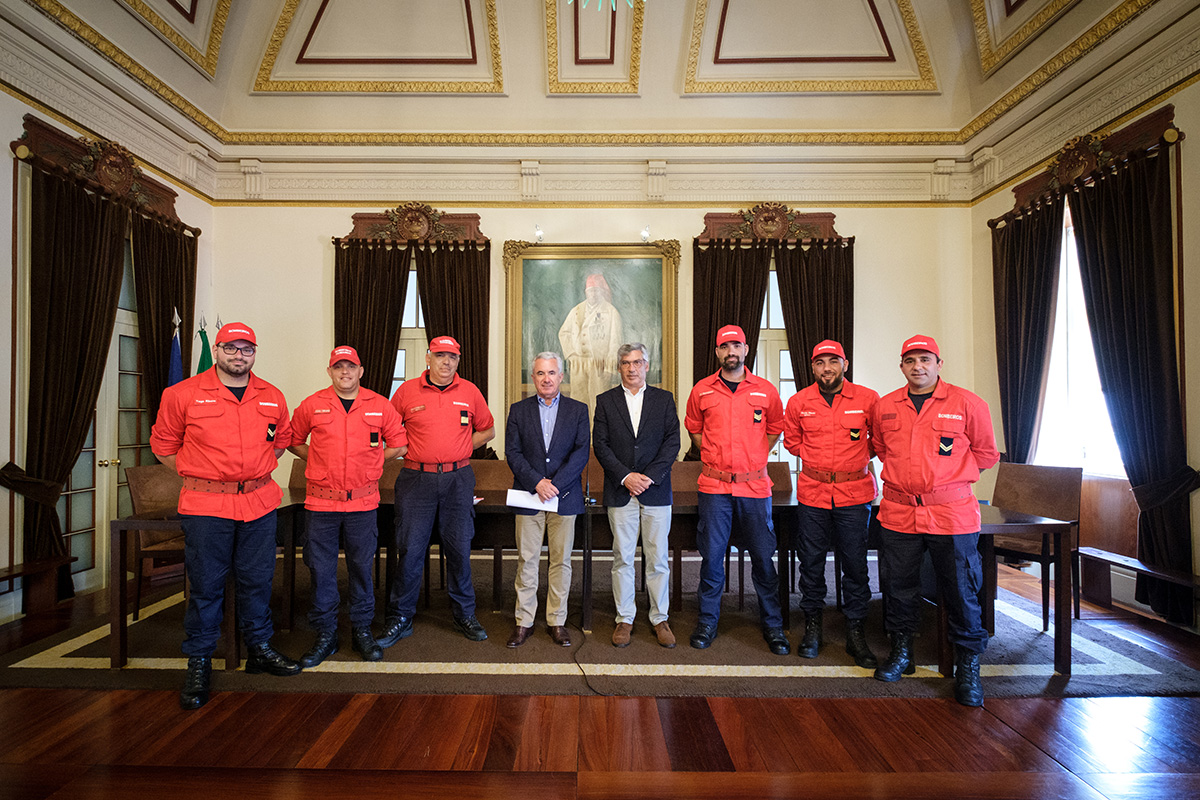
[
  {"x1": 901, "y1": 335, "x2": 940, "y2": 358},
  {"x1": 329, "y1": 345, "x2": 361, "y2": 367},
  {"x1": 716, "y1": 325, "x2": 746, "y2": 346},
  {"x1": 429, "y1": 336, "x2": 461, "y2": 355},
  {"x1": 215, "y1": 322, "x2": 256, "y2": 346},
  {"x1": 811, "y1": 340, "x2": 846, "y2": 361},
  {"x1": 585, "y1": 273, "x2": 610, "y2": 292}
]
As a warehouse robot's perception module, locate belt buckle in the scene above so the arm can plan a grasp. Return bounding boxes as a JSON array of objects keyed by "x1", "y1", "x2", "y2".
[
  {"x1": 436, "y1": 462, "x2": 445, "y2": 474},
  {"x1": 236, "y1": 481, "x2": 245, "y2": 493}
]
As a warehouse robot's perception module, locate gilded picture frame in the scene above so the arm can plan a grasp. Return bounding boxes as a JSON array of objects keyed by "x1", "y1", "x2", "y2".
[{"x1": 503, "y1": 240, "x2": 680, "y2": 415}]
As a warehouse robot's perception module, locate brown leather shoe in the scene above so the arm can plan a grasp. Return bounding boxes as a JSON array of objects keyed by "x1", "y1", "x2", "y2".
[
  {"x1": 612, "y1": 622, "x2": 633, "y2": 647},
  {"x1": 548, "y1": 625, "x2": 572, "y2": 647},
  {"x1": 506, "y1": 625, "x2": 533, "y2": 648},
  {"x1": 653, "y1": 620, "x2": 677, "y2": 649}
]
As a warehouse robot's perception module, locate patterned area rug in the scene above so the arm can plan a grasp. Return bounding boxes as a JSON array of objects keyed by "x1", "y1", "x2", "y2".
[{"x1": 2, "y1": 554, "x2": 1197, "y2": 699}]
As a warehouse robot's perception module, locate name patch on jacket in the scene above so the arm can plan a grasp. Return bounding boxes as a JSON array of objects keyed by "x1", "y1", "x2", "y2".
[
  {"x1": 939, "y1": 437, "x2": 953, "y2": 456},
  {"x1": 266, "y1": 423, "x2": 277, "y2": 442}
]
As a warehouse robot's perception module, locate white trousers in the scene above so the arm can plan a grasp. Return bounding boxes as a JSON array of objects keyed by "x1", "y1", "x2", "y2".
[
  {"x1": 608, "y1": 499, "x2": 672, "y2": 625},
  {"x1": 514, "y1": 511, "x2": 577, "y2": 627}
]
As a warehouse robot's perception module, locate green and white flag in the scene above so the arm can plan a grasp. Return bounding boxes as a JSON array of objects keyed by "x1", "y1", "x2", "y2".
[{"x1": 197, "y1": 327, "x2": 213, "y2": 373}]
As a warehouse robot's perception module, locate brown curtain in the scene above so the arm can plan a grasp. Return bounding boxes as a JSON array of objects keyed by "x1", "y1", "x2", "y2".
[
  {"x1": 774, "y1": 238, "x2": 855, "y2": 388},
  {"x1": 691, "y1": 239, "x2": 772, "y2": 379},
  {"x1": 415, "y1": 241, "x2": 492, "y2": 398},
  {"x1": 990, "y1": 201, "x2": 1064, "y2": 464},
  {"x1": 131, "y1": 213, "x2": 198, "y2": 422},
  {"x1": 13, "y1": 169, "x2": 126, "y2": 598},
  {"x1": 333, "y1": 240, "x2": 412, "y2": 397},
  {"x1": 1068, "y1": 149, "x2": 1197, "y2": 626}
]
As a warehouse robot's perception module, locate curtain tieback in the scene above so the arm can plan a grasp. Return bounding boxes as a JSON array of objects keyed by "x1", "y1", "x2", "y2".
[
  {"x1": 1130, "y1": 465, "x2": 1200, "y2": 512},
  {"x1": 0, "y1": 462, "x2": 63, "y2": 508}
]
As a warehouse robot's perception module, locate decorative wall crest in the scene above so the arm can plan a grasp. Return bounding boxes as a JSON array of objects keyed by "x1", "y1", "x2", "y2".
[
  {"x1": 698, "y1": 203, "x2": 839, "y2": 240},
  {"x1": 341, "y1": 202, "x2": 487, "y2": 242}
]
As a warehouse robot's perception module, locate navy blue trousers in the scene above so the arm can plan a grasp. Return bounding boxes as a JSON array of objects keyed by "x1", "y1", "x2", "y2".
[
  {"x1": 304, "y1": 509, "x2": 378, "y2": 632},
  {"x1": 796, "y1": 501, "x2": 872, "y2": 621},
  {"x1": 386, "y1": 466, "x2": 477, "y2": 620},
  {"x1": 180, "y1": 511, "x2": 277, "y2": 657},
  {"x1": 696, "y1": 492, "x2": 783, "y2": 629},
  {"x1": 879, "y1": 527, "x2": 988, "y2": 653}
]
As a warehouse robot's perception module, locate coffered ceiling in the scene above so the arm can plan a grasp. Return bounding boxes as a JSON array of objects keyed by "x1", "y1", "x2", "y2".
[{"x1": 2, "y1": 0, "x2": 1196, "y2": 202}]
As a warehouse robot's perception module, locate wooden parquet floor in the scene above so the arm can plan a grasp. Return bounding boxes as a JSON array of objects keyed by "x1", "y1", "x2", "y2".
[{"x1": 1, "y1": 566, "x2": 1198, "y2": 799}]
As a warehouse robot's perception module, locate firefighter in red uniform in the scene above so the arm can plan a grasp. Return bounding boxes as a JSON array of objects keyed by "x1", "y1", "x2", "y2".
[
  {"x1": 871, "y1": 335, "x2": 1000, "y2": 706},
  {"x1": 782, "y1": 340, "x2": 879, "y2": 668},
  {"x1": 380, "y1": 336, "x2": 496, "y2": 646},
  {"x1": 288, "y1": 346, "x2": 408, "y2": 667},
  {"x1": 684, "y1": 324, "x2": 790, "y2": 656},
  {"x1": 150, "y1": 322, "x2": 300, "y2": 710}
]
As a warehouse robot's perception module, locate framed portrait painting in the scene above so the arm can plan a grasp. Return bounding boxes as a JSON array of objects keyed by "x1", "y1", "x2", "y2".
[{"x1": 504, "y1": 241, "x2": 679, "y2": 416}]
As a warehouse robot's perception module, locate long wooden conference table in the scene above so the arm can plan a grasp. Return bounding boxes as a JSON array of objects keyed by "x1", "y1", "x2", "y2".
[{"x1": 109, "y1": 474, "x2": 1073, "y2": 676}]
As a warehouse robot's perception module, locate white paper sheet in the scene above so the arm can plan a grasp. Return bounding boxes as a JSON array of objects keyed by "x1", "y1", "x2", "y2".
[{"x1": 506, "y1": 489, "x2": 558, "y2": 513}]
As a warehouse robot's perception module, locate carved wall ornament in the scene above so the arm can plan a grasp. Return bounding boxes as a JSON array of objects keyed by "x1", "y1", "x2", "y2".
[
  {"x1": 1046, "y1": 134, "x2": 1111, "y2": 191},
  {"x1": 698, "y1": 204, "x2": 838, "y2": 240},
  {"x1": 341, "y1": 202, "x2": 487, "y2": 242}
]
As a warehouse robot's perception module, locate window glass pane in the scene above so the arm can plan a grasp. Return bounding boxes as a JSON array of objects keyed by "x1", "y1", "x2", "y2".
[
  {"x1": 69, "y1": 532, "x2": 94, "y2": 573},
  {"x1": 140, "y1": 412, "x2": 151, "y2": 443},
  {"x1": 391, "y1": 379, "x2": 403, "y2": 398},
  {"x1": 394, "y1": 350, "x2": 406, "y2": 380},
  {"x1": 767, "y1": 272, "x2": 785, "y2": 329},
  {"x1": 83, "y1": 419, "x2": 95, "y2": 449},
  {"x1": 70, "y1": 451, "x2": 95, "y2": 491},
  {"x1": 119, "y1": 373, "x2": 140, "y2": 408},
  {"x1": 70, "y1": 491, "x2": 94, "y2": 532},
  {"x1": 119, "y1": 334, "x2": 139, "y2": 372},
  {"x1": 142, "y1": 446, "x2": 157, "y2": 466},
  {"x1": 119, "y1": 411, "x2": 140, "y2": 446},
  {"x1": 117, "y1": 241, "x2": 136, "y2": 312},
  {"x1": 118, "y1": 447, "x2": 138, "y2": 482},
  {"x1": 779, "y1": 350, "x2": 793, "y2": 381},
  {"x1": 56, "y1": 494, "x2": 67, "y2": 530},
  {"x1": 779, "y1": 379, "x2": 796, "y2": 409},
  {"x1": 402, "y1": 270, "x2": 419, "y2": 328}
]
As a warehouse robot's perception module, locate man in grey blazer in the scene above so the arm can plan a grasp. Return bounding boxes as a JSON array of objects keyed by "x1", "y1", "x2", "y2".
[
  {"x1": 505, "y1": 351, "x2": 591, "y2": 648},
  {"x1": 593, "y1": 343, "x2": 681, "y2": 648}
]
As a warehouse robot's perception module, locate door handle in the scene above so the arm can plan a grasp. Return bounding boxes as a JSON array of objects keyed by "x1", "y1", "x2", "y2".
[{"x1": 98, "y1": 459, "x2": 109, "y2": 467}]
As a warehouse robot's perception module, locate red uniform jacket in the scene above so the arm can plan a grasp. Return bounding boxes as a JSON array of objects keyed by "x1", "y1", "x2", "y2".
[
  {"x1": 291, "y1": 386, "x2": 408, "y2": 512},
  {"x1": 389, "y1": 371, "x2": 494, "y2": 463},
  {"x1": 783, "y1": 380, "x2": 879, "y2": 508},
  {"x1": 684, "y1": 371, "x2": 784, "y2": 499},
  {"x1": 872, "y1": 379, "x2": 1000, "y2": 535},
  {"x1": 150, "y1": 367, "x2": 291, "y2": 521}
]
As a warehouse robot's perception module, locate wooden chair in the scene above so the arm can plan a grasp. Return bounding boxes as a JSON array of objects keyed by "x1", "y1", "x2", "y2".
[
  {"x1": 990, "y1": 462, "x2": 1084, "y2": 630},
  {"x1": 124, "y1": 463, "x2": 185, "y2": 620}
]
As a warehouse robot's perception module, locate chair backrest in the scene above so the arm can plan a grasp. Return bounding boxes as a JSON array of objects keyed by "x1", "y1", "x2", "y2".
[
  {"x1": 379, "y1": 456, "x2": 406, "y2": 489},
  {"x1": 470, "y1": 459, "x2": 514, "y2": 491},
  {"x1": 991, "y1": 462, "x2": 1082, "y2": 522},
  {"x1": 671, "y1": 460, "x2": 702, "y2": 491},
  {"x1": 767, "y1": 461, "x2": 793, "y2": 493},
  {"x1": 125, "y1": 464, "x2": 183, "y2": 516},
  {"x1": 288, "y1": 458, "x2": 307, "y2": 488}
]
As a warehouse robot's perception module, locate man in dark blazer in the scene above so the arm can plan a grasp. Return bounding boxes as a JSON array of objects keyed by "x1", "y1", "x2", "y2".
[
  {"x1": 593, "y1": 343, "x2": 681, "y2": 648},
  {"x1": 505, "y1": 351, "x2": 591, "y2": 648}
]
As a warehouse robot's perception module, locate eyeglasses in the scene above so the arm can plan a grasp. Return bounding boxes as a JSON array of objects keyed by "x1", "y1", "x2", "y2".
[
  {"x1": 219, "y1": 344, "x2": 256, "y2": 356},
  {"x1": 619, "y1": 359, "x2": 647, "y2": 368}
]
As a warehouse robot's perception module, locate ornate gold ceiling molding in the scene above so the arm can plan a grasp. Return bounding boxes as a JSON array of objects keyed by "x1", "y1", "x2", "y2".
[
  {"x1": 683, "y1": 0, "x2": 937, "y2": 94},
  {"x1": 960, "y1": 0, "x2": 1161, "y2": 142},
  {"x1": 253, "y1": 0, "x2": 504, "y2": 93},
  {"x1": 17, "y1": 0, "x2": 1171, "y2": 148},
  {"x1": 117, "y1": 0, "x2": 230, "y2": 77},
  {"x1": 544, "y1": 0, "x2": 642, "y2": 94},
  {"x1": 970, "y1": 0, "x2": 1079, "y2": 75},
  {"x1": 25, "y1": 0, "x2": 225, "y2": 138}
]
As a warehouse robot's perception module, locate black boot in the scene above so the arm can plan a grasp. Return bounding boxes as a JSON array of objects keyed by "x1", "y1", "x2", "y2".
[
  {"x1": 954, "y1": 646, "x2": 984, "y2": 707},
  {"x1": 352, "y1": 627, "x2": 384, "y2": 662},
  {"x1": 298, "y1": 630, "x2": 339, "y2": 668},
  {"x1": 180, "y1": 656, "x2": 211, "y2": 710},
  {"x1": 874, "y1": 632, "x2": 916, "y2": 682},
  {"x1": 796, "y1": 611, "x2": 822, "y2": 659},
  {"x1": 245, "y1": 641, "x2": 302, "y2": 676},
  {"x1": 845, "y1": 620, "x2": 878, "y2": 669}
]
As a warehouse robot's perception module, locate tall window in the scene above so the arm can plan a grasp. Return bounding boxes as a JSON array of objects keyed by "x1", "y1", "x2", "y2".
[
  {"x1": 1033, "y1": 207, "x2": 1126, "y2": 477},
  {"x1": 390, "y1": 266, "x2": 427, "y2": 397},
  {"x1": 757, "y1": 266, "x2": 798, "y2": 479}
]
